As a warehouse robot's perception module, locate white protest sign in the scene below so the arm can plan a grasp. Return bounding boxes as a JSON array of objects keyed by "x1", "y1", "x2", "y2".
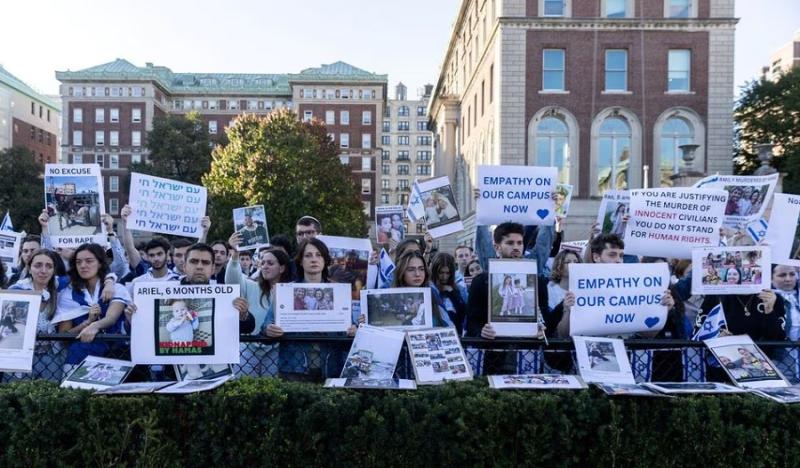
[
  {"x1": 127, "y1": 173, "x2": 207, "y2": 238},
  {"x1": 417, "y1": 176, "x2": 463, "y2": 238},
  {"x1": 765, "y1": 193, "x2": 800, "y2": 267},
  {"x1": 624, "y1": 188, "x2": 727, "y2": 259},
  {"x1": 131, "y1": 282, "x2": 240, "y2": 365},
  {"x1": 694, "y1": 173, "x2": 778, "y2": 229},
  {"x1": 568, "y1": 263, "x2": 670, "y2": 336},
  {"x1": 595, "y1": 191, "x2": 629, "y2": 238},
  {"x1": 44, "y1": 164, "x2": 106, "y2": 248},
  {"x1": 0, "y1": 231, "x2": 22, "y2": 277},
  {"x1": 691, "y1": 246, "x2": 771, "y2": 295},
  {"x1": 476, "y1": 165, "x2": 557, "y2": 225}
]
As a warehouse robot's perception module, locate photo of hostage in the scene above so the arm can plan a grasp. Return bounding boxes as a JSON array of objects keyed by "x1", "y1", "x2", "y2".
[
  {"x1": 45, "y1": 176, "x2": 102, "y2": 236},
  {"x1": 492, "y1": 273, "x2": 535, "y2": 318},
  {"x1": 724, "y1": 184, "x2": 769, "y2": 217},
  {"x1": 421, "y1": 186, "x2": 459, "y2": 229},
  {"x1": 376, "y1": 212, "x2": 405, "y2": 244},
  {"x1": 328, "y1": 248, "x2": 368, "y2": 301},
  {"x1": 585, "y1": 341, "x2": 620, "y2": 372},
  {"x1": 367, "y1": 292, "x2": 427, "y2": 327},
  {"x1": 292, "y1": 287, "x2": 335, "y2": 311},
  {"x1": 165, "y1": 300, "x2": 199, "y2": 343},
  {"x1": 0, "y1": 301, "x2": 27, "y2": 349},
  {"x1": 701, "y1": 250, "x2": 763, "y2": 287},
  {"x1": 156, "y1": 298, "x2": 214, "y2": 353},
  {"x1": 235, "y1": 208, "x2": 269, "y2": 249},
  {"x1": 714, "y1": 344, "x2": 780, "y2": 382}
]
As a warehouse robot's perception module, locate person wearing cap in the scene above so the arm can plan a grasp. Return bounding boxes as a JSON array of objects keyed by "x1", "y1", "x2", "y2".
[{"x1": 238, "y1": 209, "x2": 268, "y2": 249}]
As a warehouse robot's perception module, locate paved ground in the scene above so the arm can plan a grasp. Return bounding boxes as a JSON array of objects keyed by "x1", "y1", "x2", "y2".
[{"x1": 48, "y1": 217, "x2": 98, "y2": 236}]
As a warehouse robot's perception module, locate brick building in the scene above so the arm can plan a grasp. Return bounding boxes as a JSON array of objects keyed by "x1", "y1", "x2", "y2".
[
  {"x1": 762, "y1": 29, "x2": 800, "y2": 81},
  {"x1": 56, "y1": 59, "x2": 386, "y2": 220},
  {"x1": 0, "y1": 65, "x2": 60, "y2": 165},
  {"x1": 428, "y1": 0, "x2": 738, "y2": 247}
]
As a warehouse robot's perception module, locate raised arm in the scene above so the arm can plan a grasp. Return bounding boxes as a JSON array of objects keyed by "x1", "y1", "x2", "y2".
[{"x1": 119, "y1": 205, "x2": 142, "y2": 269}]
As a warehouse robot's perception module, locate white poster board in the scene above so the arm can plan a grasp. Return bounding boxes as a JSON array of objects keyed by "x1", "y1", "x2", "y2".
[
  {"x1": 568, "y1": 263, "x2": 670, "y2": 336},
  {"x1": 375, "y1": 206, "x2": 405, "y2": 244},
  {"x1": 127, "y1": 172, "x2": 207, "y2": 238},
  {"x1": 487, "y1": 259, "x2": 540, "y2": 337},
  {"x1": 555, "y1": 183, "x2": 574, "y2": 218},
  {"x1": 233, "y1": 205, "x2": 269, "y2": 251},
  {"x1": 406, "y1": 328, "x2": 472, "y2": 384},
  {"x1": 691, "y1": 246, "x2": 771, "y2": 295},
  {"x1": 417, "y1": 176, "x2": 463, "y2": 238},
  {"x1": 704, "y1": 335, "x2": 788, "y2": 389},
  {"x1": 595, "y1": 190, "x2": 629, "y2": 238},
  {"x1": 361, "y1": 288, "x2": 432, "y2": 330},
  {"x1": 131, "y1": 282, "x2": 241, "y2": 365},
  {"x1": 60, "y1": 356, "x2": 134, "y2": 390},
  {"x1": 573, "y1": 336, "x2": 634, "y2": 385},
  {"x1": 694, "y1": 173, "x2": 779, "y2": 229},
  {"x1": 340, "y1": 325, "x2": 405, "y2": 380},
  {"x1": 0, "y1": 290, "x2": 41, "y2": 372},
  {"x1": 476, "y1": 165, "x2": 557, "y2": 225},
  {"x1": 0, "y1": 232, "x2": 22, "y2": 279},
  {"x1": 44, "y1": 164, "x2": 106, "y2": 248},
  {"x1": 275, "y1": 283, "x2": 352, "y2": 332},
  {"x1": 624, "y1": 188, "x2": 727, "y2": 259},
  {"x1": 487, "y1": 374, "x2": 586, "y2": 390},
  {"x1": 765, "y1": 193, "x2": 800, "y2": 267}
]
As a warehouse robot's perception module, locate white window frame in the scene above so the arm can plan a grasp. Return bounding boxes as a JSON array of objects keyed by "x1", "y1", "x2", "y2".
[
  {"x1": 110, "y1": 176, "x2": 119, "y2": 193},
  {"x1": 664, "y1": 0, "x2": 696, "y2": 18},
  {"x1": 325, "y1": 110, "x2": 335, "y2": 125},
  {"x1": 303, "y1": 110, "x2": 313, "y2": 122},
  {"x1": 132, "y1": 131, "x2": 141, "y2": 147},
  {"x1": 95, "y1": 130, "x2": 105, "y2": 146},
  {"x1": 109, "y1": 198, "x2": 119, "y2": 215},
  {"x1": 73, "y1": 108, "x2": 83, "y2": 123},
  {"x1": 602, "y1": 0, "x2": 634, "y2": 18},
  {"x1": 540, "y1": 0, "x2": 571, "y2": 17},
  {"x1": 209, "y1": 121, "x2": 218, "y2": 134},
  {"x1": 73, "y1": 153, "x2": 83, "y2": 164},
  {"x1": 604, "y1": 49, "x2": 628, "y2": 92},
  {"x1": 72, "y1": 131, "x2": 82, "y2": 146},
  {"x1": 340, "y1": 133, "x2": 350, "y2": 148},
  {"x1": 542, "y1": 49, "x2": 566, "y2": 92},
  {"x1": 110, "y1": 154, "x2": 119, "y2": 169},
  {"x1": 109, "y1": 131, "x2": 119, "y2": 147},
  {"x1": 361, "y1": 179, "x2": 371, "y2": 194},
  {"x1": 362, "y1": 134, "x2": 372, "y2": 149},
  {"x1": 95, "y1": 108, "x2": 105, "y2": 123},
  {"x1": 362, "y1": 111, "x2": 372, "y2": 125},
  {"x1": 110, "y1": 108, "x2": 119, "y2": 123},
  {"x1": 361, "y1": 157, "x2": 371, "y2": 171},
  {"x1": 132, "y1": 154, "x2": 142, "y2": 164},
  {"x1": 95, "y1": 154, "x2": 104, "y2": 167},
  {"x1": 667, "y1": 50, "x2": 692, "y2": 93},
  {"x1": 340, "y1": 110, "x2": 350, "y2": 125}
]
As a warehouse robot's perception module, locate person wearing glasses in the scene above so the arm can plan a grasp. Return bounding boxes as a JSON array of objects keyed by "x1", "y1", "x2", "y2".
[{"x1": 295, "y1": 215, "x2": 322, "y2": 245}]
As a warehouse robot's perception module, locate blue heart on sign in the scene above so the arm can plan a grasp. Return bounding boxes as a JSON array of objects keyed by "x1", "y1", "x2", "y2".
[
  {"x1": 536, "y1": 209, "x2": 549, "y2": 220},
  {"x1": 644, "y1": 317, "x2": 660, "y2": 328}
]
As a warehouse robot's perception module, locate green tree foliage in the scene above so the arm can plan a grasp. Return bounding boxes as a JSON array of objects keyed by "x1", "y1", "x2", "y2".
[
  {"x1": 0, "y1": 147, "x2": 44, "y2": 234},
  {"x1": 203, "y1": 109, "x2": 366, "y2": 242},
  {"x1": 734, "y1": 67, "x2": 800, "y2": 193}
]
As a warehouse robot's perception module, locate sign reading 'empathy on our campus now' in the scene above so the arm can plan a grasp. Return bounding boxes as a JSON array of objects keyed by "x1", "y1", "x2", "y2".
[{"x1": 476, "y1": 166, "x2": 557, "y2": 225}]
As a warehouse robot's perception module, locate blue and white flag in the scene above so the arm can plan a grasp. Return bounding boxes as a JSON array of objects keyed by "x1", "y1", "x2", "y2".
[
  {"x1": 0, "y1": 212, "x2": 13, "y2": 232},
  {"x1": 693, "y1": 302, "x2": 727, "y2": 341},
  {"x1": 407, "y1": 180, "x2": 425, "y2": 222},
  {"x1": 746, "y1": 218, "x2": 769, "y2": 244},
  {"x1": 378, "y1": 248, "x2": 395, "y2": 287}
]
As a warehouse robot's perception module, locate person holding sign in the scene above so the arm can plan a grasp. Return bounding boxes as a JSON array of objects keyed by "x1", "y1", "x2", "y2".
[
  {"x1": 697, "y1": 288, "x2": 784, "y2": 343},
  {"x1": 429, "y1": 253, "x2": 468, "y2": 335},
  {"x1": 392, "y1": 251, "x2": 455, "y2": 328}
]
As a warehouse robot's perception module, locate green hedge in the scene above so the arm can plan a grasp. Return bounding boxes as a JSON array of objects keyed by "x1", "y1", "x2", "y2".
[{"x1": 1, "y1": 379, "x2": 800, "y2": 467}]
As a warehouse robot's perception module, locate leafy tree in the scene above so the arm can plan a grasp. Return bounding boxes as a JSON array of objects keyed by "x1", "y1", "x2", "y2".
[
  {"x1": 203, "y1": 109, "x2": 366, "y2": 242},
  {"x1": 734, "y1": 66, "x2": 800, "y2": 193},
  {"x1": 0, "y1": 147, "x2": 45, "y2": 234}
]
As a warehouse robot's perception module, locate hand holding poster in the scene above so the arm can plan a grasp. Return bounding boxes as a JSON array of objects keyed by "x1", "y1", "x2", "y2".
[
  {"x1": 131, "y1": 282, "x2": 241, "y2": 364},
  {"x1": 476, "y1": 165, "x2": 557, "y2": 225},
  {"x1": 624, "y1": 188, "x2": 727, "y2": 259},
  {"x1": 568, "y1": 263, "x2": 670, "y2": 336},
  {"x1": 765, "y1": 193, "x2": 800, "y2": 266},
  {"x1": 44, "y1": 164, "x2": 106, "y2": 248},
  {"x1": 691, "y1": 246, "x2": 770, "y2": 295},
  {"x1": 694, "y1": 173, "x2": 778, "y2": 229},
  {"x1": 417, "y1": 176, "x2": 463, "y2": 238},
  {"x1": 127, "y1": 173, "x2": 207, "y2": 238}
]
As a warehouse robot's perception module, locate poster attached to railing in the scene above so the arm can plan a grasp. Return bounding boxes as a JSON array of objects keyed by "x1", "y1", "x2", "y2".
[
  {"x1": 476, "y1": 165, "x2": 557, "y2": 225},
  {"x1": 765, "y1": 193, "x2": 800, "y2": 267},
  {"x1": 416, "y1": 176, "x2": 463, "y2": 238},
  {"x1": 694, "y1": 173, "x2": 779, "y2": 229},
  {"x1": 126, "y1": 172, "x2": 207, "y2": 238},
  {"x1": 568, "y1": 263, "x2": 670, "y2": 336},
  {"x1": 691, "y1": 246, "x2": 771, "y2": 295},
  {"x1": 44, "y1": 164, "x2": 106, "y2": 248},
  {"x1": 624, "y1": 188, "x2": 728, "y2": 259}
]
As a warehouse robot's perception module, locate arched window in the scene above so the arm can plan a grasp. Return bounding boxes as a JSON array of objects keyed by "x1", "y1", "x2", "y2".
[
  {"x1": 659, "y1": 117, "x2": 694, "y2": 187},
  {"x1": 597, "y1": 117, "x2": 631, "y2": 194},
  {"x1": 535, "y1": 117, "x2": 570, "y2": 184}
]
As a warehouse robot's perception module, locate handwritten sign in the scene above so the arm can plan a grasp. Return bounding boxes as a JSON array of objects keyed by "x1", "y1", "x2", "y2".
[
  {"x1": 127, "y1": 173, "x2": 207, "y2": 238},
  {"x1": 624, "y1": 188, "x2": 727, "y2": 259},
  {"x1": 568, "y1": 263, "x2": 670, "y2": 336},
  {"x1": 476, "y1": 166, "x2": 557, "y2": 225}
]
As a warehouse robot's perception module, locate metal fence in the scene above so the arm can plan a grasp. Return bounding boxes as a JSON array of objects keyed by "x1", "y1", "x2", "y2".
[{"x1": 5, "y1": 334, "x2": 800, "y2": 385}]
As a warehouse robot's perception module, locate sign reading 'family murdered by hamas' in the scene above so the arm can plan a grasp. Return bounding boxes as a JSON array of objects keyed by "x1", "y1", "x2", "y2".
[{"x1": 476, "y1": 166, "x2": 557, "y2": 225}]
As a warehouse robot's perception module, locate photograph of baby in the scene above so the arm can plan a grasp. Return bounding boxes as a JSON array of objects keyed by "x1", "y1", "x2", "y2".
[
  {"x1": 490, "y1": 272, "x2": 538, "y2": 321},
  {"x1": 155, "y1": 298, "x2": 215, "y2": 357},
  {"x1": 421, "y1": 185, "x2": 460, "y2": 230},
  {"x1": 0, "y1": 300, "x2": 28, "y2": 350},
  {"x1": 364, "y1": 289, "x2": 430, "y2": 329},
  {"x1": 713, "y1": 344, "x2": 781, "y2": 384},
  {"x1": 585, "y1": 340, "x2": 620, "y2": 372},
  {"x1": 233, "y1": 205, "x2": 269, "y2": 251},
  {"x1": 293, "y1": 287, "x2": 335, "y2": 311}
]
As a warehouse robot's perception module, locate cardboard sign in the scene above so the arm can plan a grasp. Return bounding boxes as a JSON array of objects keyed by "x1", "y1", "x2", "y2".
[
  {"x1": 127, "y1": 173, "x2": 207, "y2": 238},
  {"x1": 476, "y1": 165, "x2": 557, "y2": 225},
  {"x1": 44, "y1": 164, "x2": 106, "y2": 248}
]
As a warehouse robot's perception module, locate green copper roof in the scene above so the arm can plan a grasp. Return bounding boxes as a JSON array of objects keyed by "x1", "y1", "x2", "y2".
[
  {"x1": 0, "y1": 65, "x2": 60, "y2": 111},
  {"x1": 288, "y1": 61, "x2": 388, "y2": 83}
]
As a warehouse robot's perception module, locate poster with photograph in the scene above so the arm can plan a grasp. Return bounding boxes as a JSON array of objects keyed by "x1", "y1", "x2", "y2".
[
  {"x1": 573, "y1": 336, "x2": 634, "y2": 385},
  {"x1": 233, "y1": 205, "x2": 269, "y2": 251},
  {"x1": 694, "y1": 173, "x2": 779, "y2": 229},
  {"x1": 476, "y1": 165, "x2": 557, "y2": 225},
  {"x1": 559, "y1": 239, "x2": 588, "y2": 255},
  {"x1": 751, "y1": 386, "x2": 800, "y2": 404},
  {"x1": 568, "y1": 263, "x2": 670, "y2": 336},
  {"x1": 317, "y1": 235, "x2": 376, "y2": 301},
  {"x1": 595, "y1": 190, "x2": 629, "y2": 239},
  {"x1": 554, "y1": 184, "x2": 574, "y2": 218},
  {"x1": 488, "y1": 259, "x2": 539, "y2": 337},
  {"x1": 155, "y1": 375, "x2": 232, "y2": 394},
  {"x1": 417, "y1": 176, "x2": 463, "y2": 238},
  {"x1": 642, "y1": 382, "x2": 746, "y2": 395},
  {"x1": 131, "y1": 282, "x2": 241, "y2": 365},
  {"x1": 95, "y1": 382, "x2": 175, "y2": 395},
  {"x1": 765, "y1": 193, "x2": 800, "y2": 267},
  {"x1": 341, "y1": 325, "x2": 405, "y2": 380},
  {"x1": 44, "y1": 164, "x2": 106, "y2": 248},
  {"x1": 361, "y1": 288, "x2": 432, "y2": 330},
  {"x1": 691, "y1": 246, "x2": 770, "y2": 295},
  {"x1": 127, "y1": 172, "x2": 207, "y2": 238},
  {"x1": 406, "y1": 328, "x2": 472, "y2": 384},
  {"x1": 0, "y1": 290, "x2": 41, "y2": 372},
  {"x1": 275, "y1": 283, "x2": 352, "y2": 332},
  {"x1": 624, "y1": 188, "x2": 728, "y2": 259},
  {"x1": 487, "y1": 374, "x2": 586, "y2": 390},
  {"x1": 594, "y1": 383, "x2": 667, "y2": 397},
  {"x1": 375, "y1": 206, "x2": 405, "y2": 244},
  {"x1": 704, "y1": 335, "x2": 788, "y2": 389},
  {"x1": 60, "y1": 356, "x2": 134, "y2": 390},
  {"x1": 174, "y1": 363, "x2": 234, "y2": 381},
  {"x1": 324, "y1": 378, "x2": 417, "y2": 390},
  {"x1": 0, "y1": 232, "x2": 21, "y2": 279}
]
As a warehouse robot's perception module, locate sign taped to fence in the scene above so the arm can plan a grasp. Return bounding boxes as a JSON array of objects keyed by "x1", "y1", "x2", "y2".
[
  {"x1": 624, "y1": 188, "x2": 728, "y2": 259},
  {"x1": 694, "y1": 173, "x2": 778, "y2": 229},
  {"x1": 476, "y1": 165, "x2": 557, "y2": 225},
  {"x1": 44, "y1": 164, "x2": 106, "y2": 248},
  {"x1": 131, "y1": 282, "x2": 240, "y2": 364},
  {"x1": 765, "y1": 193, "x2": 800, "y2": 267},
  {"x1": 568, "y1": 263, "x2": 670, "y2": 336},
  {"x1": 126, "y1": 172, "x2": 207, "y2": 238}
]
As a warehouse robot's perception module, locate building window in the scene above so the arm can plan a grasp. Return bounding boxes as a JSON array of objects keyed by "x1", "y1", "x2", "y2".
[
  {"x1": 362, "y1": 134, "x2": 372, "y2": 149},
  {"x1": 668, "y1": 50, "x2": 691, "y2": 92},
  {"x1": 363, "y1": 201, "x2": 371, "y2": 216},
  {"x1": 399, "y1": 194, "x2": 409, "y2": 205},
  {"x1": 397, "y1": 150, "x2": 410, "y2": 161},
  {"x1": 209, "y1": 121, "x2": 217, "y2": 134},
  {"x1": 95, "y1": 131, "x2": 105, "y2": 146},
  {"x1": 303, "y1": 110, "x2": 313, "y2": 122},
  {"x1": 597, "y1": 116, "x2": 631, "y2": 194},
  {"x1": 417, "y1": 151, "x2": 431, "y2": 161},
  {"x1": 605, "y1": 50, "x2": 628, "y2": 92},
  {"x1": 398, "y1": 136, "x2": 409, "y2": 145},
  {"x1": 361, "y1": 179, "x2": 371, "y2": 194},
  {"x1": 361, "y1": 157, "x2": 371, "y2": 171},
  {"x1": 110, "y1": 108, "x2": 119, "y2": 123},
  {"x1": 95, "y1": 154, "x2": 104, "y2": 167},
  {"x1": 72, "y1": 131, "x2": 82, "y2": 146},
  {"x1": 362, "y1": 111, "x2": 372, "y2": 125},
  {"x1": 110, "y1": 131, "x2": 119, "y2": 146},
  {"x1": 326, "y1": 110, "x2": 335, "y2": 125},
  {"x1": 382, "y1": 179, "x2": 390, "y2": 190},
  {"x1": 381, "y1": 164, "x2": 390, "y2": 175},
  {"x1": 47, "y1": 109, "x2": 51, "y2": 122},
  {"x1": 132, "y1": 131, "x2": 141, "y2": 147},
  {"x1": 398, "y1": 121, "x2": 409, "y2": 131},
  {"x1": 417, "y1": 106, "x2": 426, "y2": 117},
  {"x1": 397, "y1": 164, "x2": 409, "y2": 175},
  {"x1": 417, "y1": 136, "x2": 432, "y2": 146},
  {"x1": 543, "y1": 0, "x2": 566, "y2": 16},
  {"x1": 536, "y1": 117, "x2": 571, "y2": 184},
  {"x1": 340, "y1": 133, "x2": 350, "y2": 148},
  {"x1": 490, "y1": 64, "x2": 494, "y2": 102},
  {"x1": 481, "y1": 81, "x2": 485, "y2": 116},
  {"x1": 604, "y1": 0, "x2": 629, "y2": 18},
  {"x1": 416, "y1": 121, "x2": 427, "y2": 131},
  {"x1": 328, "y1": 133, "x2": 335, "y2": 142},
  {"x1": 659, "y1": 117, "x2": 694, "y2": 186},
  {"x1": 95, "y1": 109, "x2": 104, "y2": 123},
  {"x1": 382, "y1": 150, "x2": 390, "y2": 160},
  {"x1": 383, "y1": 121, "x2": 390, "y2": 132},
  {"x1": 398, "y1": 179, "x2": 410, "y2": 190},
  {"x1": 109, "y1": 198, "x2": 119, "y2": 215},
  {"x1": 340, "y1": 110, "x2": 350, "y2": 125},
  {"x1": 73, "y1": 108, "x2": 83, "y2": 123},
  {"x1": 543, "y1": 49, "x2": 566, "y2": 91},
  {"x1": 31, "y1": 102, "x2": 35, "y2": 115},
  {"x1": 416, "y1": 165, "x2": 431, "y2": 176},
  {"x1": 341, "y1": 89, "x2": 350, "y2": 99},
  {"x1": 667, "y1": 0, "x2": 692, "y2": 18},
  {"x1": 110, "y1": 154, "x2": 119, "y2": 169},
  {"x1": 132, "y1": 154, "x2": 142, "y2": 164},
  {"x1": 340, "y1": 156, "x2": 350, "y2": 165},
  {"x1": 73, "y1": 153, "x2": 83, "y2": 164},
  {"x1": 382, "y1": 135, "x2": 391, "y2": 145},
  {"x1": 110, "y1": 176, "x2": 119, "y2": 193},
  {"x1": 381, "y1": 194, "x2": 390, "y2": 204},
  {"x1": 398, "y1": 106, "x2": 410, "y2": 117}
]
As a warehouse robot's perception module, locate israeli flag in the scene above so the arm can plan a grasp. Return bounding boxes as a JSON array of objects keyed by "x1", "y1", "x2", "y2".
[
  {"x1": 407, "y1": 180, "x2": 425, "y2": 222},
  {"x1": 746, "y1": 218, "x2": 768, "y2": 244},
  {"x1": 693, "y1": 302, "x2": 727, "y2": 341},
  {"x1": 378, "y1": 248, "x2": 395, "y2": 287},
  {"x1": 0, "y1": 212, "x2": 13, "y2": 232}
]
